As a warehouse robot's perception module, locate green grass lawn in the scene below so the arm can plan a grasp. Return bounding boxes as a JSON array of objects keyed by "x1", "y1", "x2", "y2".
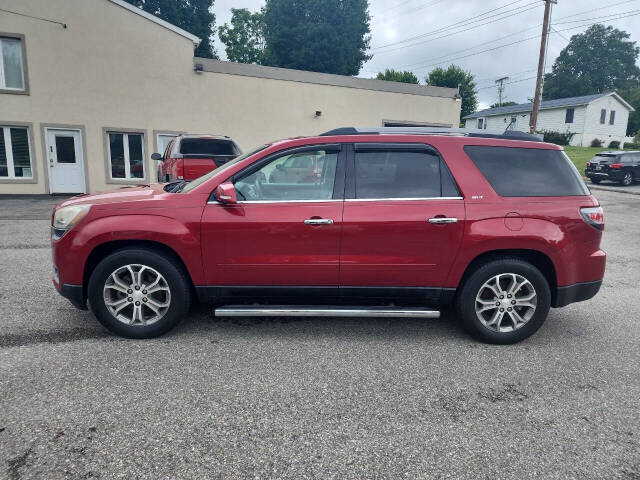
[{"x1": 563, "y1": 146, "x2": 608, "y2": 174}]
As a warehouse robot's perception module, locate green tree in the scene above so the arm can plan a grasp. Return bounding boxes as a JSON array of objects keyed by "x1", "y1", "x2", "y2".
[
  {"x1": 375, "y1": 69, "x2": 419, "y2": 84},
  {"x1": 425, "y1": 65, "x2": 478, "y2": 118},
  {"x1": 490, "y1": 101, "x2": 518, "y2": 108},
  {"x1": 262, "y1": 0, "x2": 372, "y2": 75},
  {"x1": 123, "y1": 0, "x2": 217, "y2": 58},
  {"x1": 617, "y1": 86, "x2": 640, "y2": 136},
  {"x1": 542, "y1": 24, "x2": 640, "y2": 100},
  {"x1": 219, "y1": 8, "x2": 266, "y2": 64}
]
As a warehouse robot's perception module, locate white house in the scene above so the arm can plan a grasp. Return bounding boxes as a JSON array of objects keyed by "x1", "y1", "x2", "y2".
[{"x1": 463, "y1": 93, "x2": 635, "y2": 147}]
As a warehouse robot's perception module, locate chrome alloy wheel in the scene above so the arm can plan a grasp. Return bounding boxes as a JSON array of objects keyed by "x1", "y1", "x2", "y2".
[
  {"x1": 622, "y1": 172, "x2": 633, "y2": 186},
  {"x1": 103, "y1": 264, "x2": 171, "y2": 326},
  {"x1": 474, "y1": 273, "x2": 537, "y2": 333}
]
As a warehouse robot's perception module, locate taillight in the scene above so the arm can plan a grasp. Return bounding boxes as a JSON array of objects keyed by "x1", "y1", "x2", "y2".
[
  {"x1": 177, "y1": 159, "x2": 184, "y2": 180},
  {"x1": 580, "y1": 207, "x2": 604, "y2": 231},
  {"x1": 586, "y1": 162, "x2": 590, "y2": 167},
  {"x1": 609, "y1": 163, "x2": 623, "y2": 169}
]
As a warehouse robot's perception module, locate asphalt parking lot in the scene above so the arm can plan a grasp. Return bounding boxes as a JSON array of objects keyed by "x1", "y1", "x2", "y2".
[{"x1": 1, "y1": 191, "x2": 639, "y2": 480}]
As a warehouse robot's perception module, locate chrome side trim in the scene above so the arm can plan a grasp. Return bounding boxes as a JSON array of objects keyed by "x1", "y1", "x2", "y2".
[
  {"x1": 214, "y1": 305, "x2": 440, "y2": 318},
  {"x1": 206, "y1": 199, "x2": 343, "y2": 205},
  {"x1": 207, "y1": 197, "x2": 463, "y2": 205},
  {"x1": 345, "y1": 197, "x2": 463, "y2": 202}
]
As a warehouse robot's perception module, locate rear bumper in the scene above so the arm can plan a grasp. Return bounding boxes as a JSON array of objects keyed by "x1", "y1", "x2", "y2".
[
  {"x1": 585, "y1": 170, "x2": 624, "y2": 181},
  {"x1": 57, "y1": 283, "x2": 87, "y2": 310},
  {"x1": 552, "y1": 280, "x2": 602, "y2": 308}
]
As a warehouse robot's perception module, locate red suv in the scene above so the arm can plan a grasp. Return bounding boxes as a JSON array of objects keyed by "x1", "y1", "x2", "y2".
[
  {"x1": 153, "y1": 134, "x2": 241, "y2": 183},
  {"x1": 51, "y1": 127, "x2": 606, "y2": 344}
]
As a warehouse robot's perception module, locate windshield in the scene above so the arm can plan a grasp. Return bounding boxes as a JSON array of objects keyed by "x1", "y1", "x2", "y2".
[{"x1": 180, "y1": 144, "x2": 269, "y2": 193}]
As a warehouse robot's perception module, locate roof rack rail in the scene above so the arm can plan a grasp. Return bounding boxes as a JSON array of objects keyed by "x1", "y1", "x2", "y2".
[{"x1": 319, "y1": 126, "x2": 543, "y2": 142}]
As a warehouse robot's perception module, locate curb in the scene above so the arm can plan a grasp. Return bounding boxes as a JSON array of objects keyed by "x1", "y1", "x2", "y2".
[{"x1": 589, "y1": 185, "x2": 640, "y2": 196}]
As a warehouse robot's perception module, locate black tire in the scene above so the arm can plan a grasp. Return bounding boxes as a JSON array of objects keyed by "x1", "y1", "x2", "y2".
[
  {"x1": 620, "y1": 171, "x2": 633, "y2": 186},
  {"x1": 88, "y1": 248, "x2": 191, "y2": 338},
  {"x1": 590, "y1": 178, "x2": 601, "y2": 184},
  {"x1": 456, "y1": 258, "x2": 551, "y2": 344}
]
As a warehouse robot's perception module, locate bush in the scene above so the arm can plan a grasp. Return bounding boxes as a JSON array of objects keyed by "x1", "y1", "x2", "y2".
[
  {"x1": 537, "y1": 130, "x2": 575, "y2": 146},
  {"x1": 608, "y1": 140, "x2": 620, "y2": 149},
  {"x1": 590, "y1": 138, "x2": 603, "y2": 147},
  {"x1": 624, "y1": 142, "x2": 640, "y2": 149}
]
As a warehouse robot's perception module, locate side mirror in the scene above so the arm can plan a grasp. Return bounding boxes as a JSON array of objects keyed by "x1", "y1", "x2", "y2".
[
  {"x1": 214, "y1": 182, "x2": 237, "y2": 204},
  {"x1": 151, "y1": 153, "x2": 163, "y2": 161}
]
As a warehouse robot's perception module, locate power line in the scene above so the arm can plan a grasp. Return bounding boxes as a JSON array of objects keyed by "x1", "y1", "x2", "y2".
[
  {"x1": 476, "y1": 75, "x2": 540, "y2": 91},
  {"x1": 393, "y1": 5, "x2": 640, "y2": 69},
  {"x1": 372, "y1": 3, "x2": 542, "y2": 55},
  {"x1": 372, "y1": 0, "x2": 537, "y2": 50},
  {"x1": 370, "y1": 0, "x2": 420, "y2": 16},
  {"x1": 376, "y1": 0, "x2": 458, "y2": 21},
  {"x1": 403, "y1": 9, "x2": 640, "y2": 71},
  {"x1": 550, "y1": 26, "x2": 569, "y2": 42},
  {"x1": 553, "y1": 0, "x2": 638, "y2": 22},
  {"x1": 376, "y1": 0, "x2": 445, "y2": 20},
  {"x1": 0, "y1": 7, "x2": 67, "y2": 28}
]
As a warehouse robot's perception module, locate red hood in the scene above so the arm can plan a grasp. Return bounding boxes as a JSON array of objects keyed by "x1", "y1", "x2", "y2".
[{"x1": 56, "y1": 184, "x2": 166, "y2": 210}]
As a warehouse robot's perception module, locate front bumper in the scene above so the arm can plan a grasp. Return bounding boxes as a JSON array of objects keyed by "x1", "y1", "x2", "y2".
[
  {"x1": 552, "y1": 280, "x2": 602, "y2": 308},
  {"x1": 57, "y1": 283, "x2": 87, "y2": 310}
]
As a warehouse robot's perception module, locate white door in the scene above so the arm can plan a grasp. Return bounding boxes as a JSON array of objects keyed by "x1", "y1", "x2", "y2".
[{"x1": 46, "y1": 129, "x2": 85, "y2": 193}]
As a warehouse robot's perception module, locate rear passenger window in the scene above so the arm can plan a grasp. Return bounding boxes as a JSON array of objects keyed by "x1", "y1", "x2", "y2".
[
  {"x1": 354, "y1": 149, "x2": 458, "y2": 199},
  {"x1": 464, "y1": 146, "x2": 589, "y2": 197}
]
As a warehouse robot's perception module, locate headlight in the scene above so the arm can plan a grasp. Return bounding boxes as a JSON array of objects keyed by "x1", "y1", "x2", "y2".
[{"x1": 53, "y1": 204, "x2": 91, "y2": 233}]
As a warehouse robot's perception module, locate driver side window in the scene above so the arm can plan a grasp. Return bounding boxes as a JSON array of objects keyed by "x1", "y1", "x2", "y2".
[{"x1": 234, "y1": 149, "x2": 338, "y2": 202}]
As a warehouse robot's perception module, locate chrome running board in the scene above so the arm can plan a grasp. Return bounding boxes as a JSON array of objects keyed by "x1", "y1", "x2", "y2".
[{"x1": 214, "y1": 305, "x2": 440, "y2": 318}]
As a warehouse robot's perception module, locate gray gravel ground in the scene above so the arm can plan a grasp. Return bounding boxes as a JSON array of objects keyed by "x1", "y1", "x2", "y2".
[{"x1": 0, "y1": 191, "x2": 639, "y2": 479}]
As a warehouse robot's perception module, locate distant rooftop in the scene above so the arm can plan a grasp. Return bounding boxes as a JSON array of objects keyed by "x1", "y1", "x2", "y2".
[
  {"x1": 464, "y1": 92, "x2": 634, "y2": 119},
  {"x1": 195, "y1": 58, "x2": 460, "y2": 99}
]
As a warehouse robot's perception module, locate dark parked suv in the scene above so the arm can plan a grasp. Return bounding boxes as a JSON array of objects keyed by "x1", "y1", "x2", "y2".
[
  {"x1": 585, "y1": 151, "x2": 640, "y2": 186},
  {"x1": 51, "y1": 127, "x2": 605, "y2": 344}
]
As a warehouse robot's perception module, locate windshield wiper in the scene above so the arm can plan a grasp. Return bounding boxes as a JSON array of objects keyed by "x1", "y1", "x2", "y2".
[{"x1": 164, "y1": 181, "x2": 187, "y2": 193}]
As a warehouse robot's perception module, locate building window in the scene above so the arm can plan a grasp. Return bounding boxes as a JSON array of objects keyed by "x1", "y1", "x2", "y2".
[
  {"x1": 107, "y1": 132, "x2": 144, "y2": 179},
  {"x1": 0, "y1": 126, "x2": 33, "y2": 178},
  {"x1": 565, "y1": 108, "x2": 574, "y2": 124},
  {"x1": 0, "y1": 36, "x2": 25, "y2": 91},
  {"x1": 600, "y1": 109, "x2": 607, "y2": 124},
  {"x1": 477, "y1": 118, "x2": 484, "y2": 129},
  {"x1": 610, "y1": 110, "x2": 616, "y2": 125}
]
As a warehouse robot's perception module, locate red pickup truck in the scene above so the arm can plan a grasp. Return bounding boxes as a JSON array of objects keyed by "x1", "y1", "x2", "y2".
[
  {"x1": 154, "y1": 134, "x2": 241, "y2": 182},
  {"x1": 51, "y1": 127, "x2": 605, "y2": 344}
]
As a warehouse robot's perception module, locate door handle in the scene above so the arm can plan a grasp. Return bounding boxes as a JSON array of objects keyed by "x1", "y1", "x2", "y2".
[
  {"x1": 304, "y1": 218, "x2": 334, "y2": 225},
  {"x1": 428, "y1": 217, "x2": 458, "y2": 224}
]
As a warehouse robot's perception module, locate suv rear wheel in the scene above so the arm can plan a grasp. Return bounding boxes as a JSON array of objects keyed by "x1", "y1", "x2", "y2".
[
  {"x1": 620, "y1": 172, "x2": 633, "y2": 186},
  {"x1": 456, "y1": 259, "x2": 551, "y2": 344},
  {"x1": 88, "y1": 249, "x2": 191, "y2": 338}
]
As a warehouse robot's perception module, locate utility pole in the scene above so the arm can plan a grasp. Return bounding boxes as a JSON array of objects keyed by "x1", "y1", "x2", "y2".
[
  {"x1": 529, "y1": 0, "x2": 556, "y2": 134},
  {"x1": 495, "y1": 76, "x2": 509, "y2": 107}
]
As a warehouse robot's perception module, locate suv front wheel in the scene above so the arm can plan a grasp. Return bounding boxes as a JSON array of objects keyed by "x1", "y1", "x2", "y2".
[
  {"x1": 88, "y1": 249, "x2": 191, "y2": 338},
  {"x1": 456, "y1": 259, "x2": 551, "y2": 344}
]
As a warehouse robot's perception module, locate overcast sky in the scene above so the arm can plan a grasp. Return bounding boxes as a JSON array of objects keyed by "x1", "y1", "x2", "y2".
[{"x1": 212, "y1": 0, "x2": 640, "y2": 109}]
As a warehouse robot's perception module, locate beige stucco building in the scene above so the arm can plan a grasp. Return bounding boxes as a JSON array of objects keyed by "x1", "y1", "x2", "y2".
[{"x1": 0, "y1": 0, "x2": 461, "y2": 194}]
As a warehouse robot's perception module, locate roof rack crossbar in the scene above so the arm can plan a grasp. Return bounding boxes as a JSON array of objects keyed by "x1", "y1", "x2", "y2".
[{"x1": 319, "y1": 127, "x2": 543, "y2": 142}]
